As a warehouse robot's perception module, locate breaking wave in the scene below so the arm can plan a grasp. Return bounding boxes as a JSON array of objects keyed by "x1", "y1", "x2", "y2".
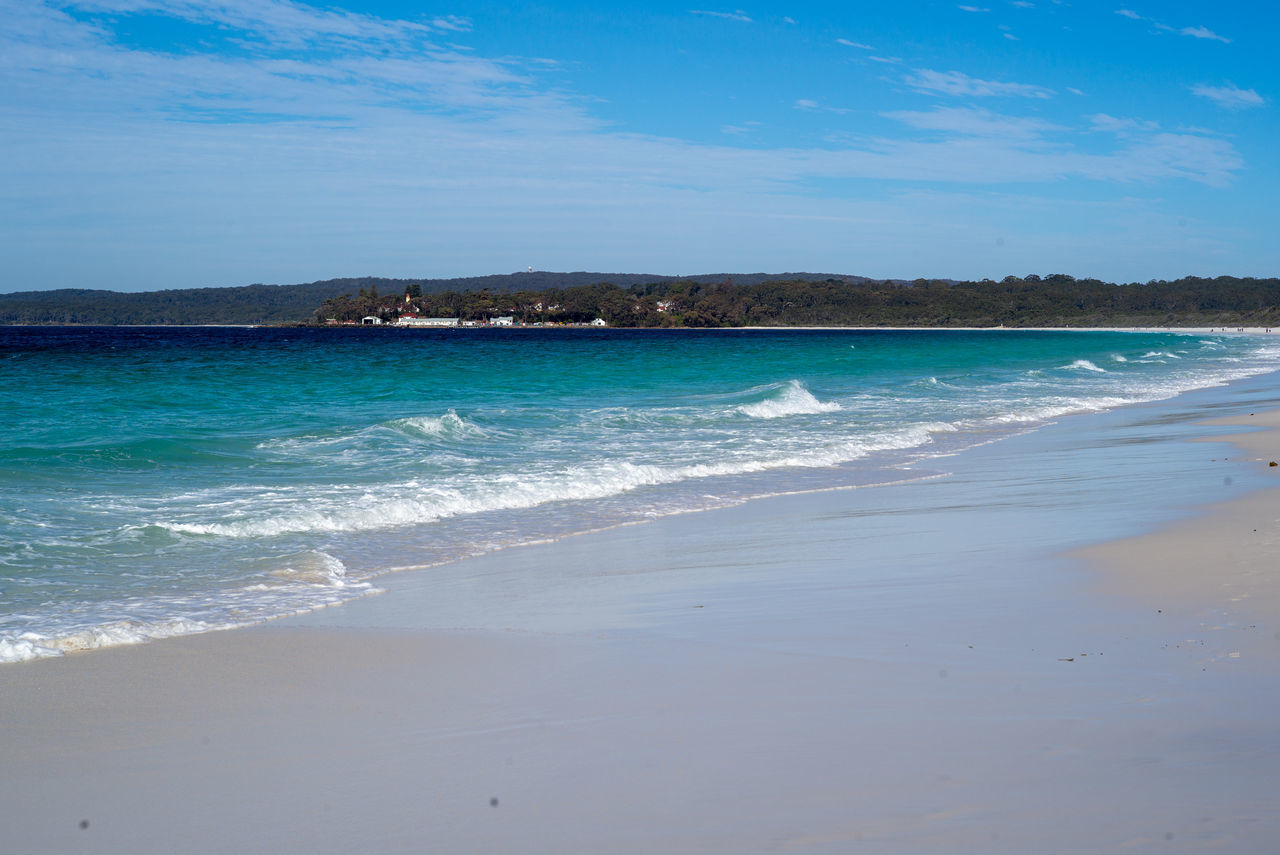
[
  {"x1": 1061, "y1": 359, "x2": 1106, "y2": 372},
  {"x1": 736, "y1": 380, "x2": 842, "y2": 419}
]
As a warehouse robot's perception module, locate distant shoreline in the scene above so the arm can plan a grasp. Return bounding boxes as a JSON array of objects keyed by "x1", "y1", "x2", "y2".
[{"x1": 3, "y1": 322, "x2": 1276, "y2": 334}]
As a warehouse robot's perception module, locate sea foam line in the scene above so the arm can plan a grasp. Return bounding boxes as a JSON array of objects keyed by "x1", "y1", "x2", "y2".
[{"x1": 153, "y1": 421, "x2": 953, "y2": 539}]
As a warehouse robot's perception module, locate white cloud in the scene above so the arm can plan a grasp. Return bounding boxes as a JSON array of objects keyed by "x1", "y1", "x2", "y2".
[
  {"x1": 1115, "y1": 9, "x2": 1231, "y2": 43},
  {"x1": 794, "y1": 98, "x2": 850, "y2": 114},
  {"x1": 1180, "y1": 26, "x2": 1229, "y2": 43},
  {"x1": 885, "y1": 106, "x2": 1059, "y2": 139},
  {"x1": 62, "y1": 0, "x2": 450, "y2": 48},
  {"x1": 869, "y1": 56, "x2": 902, "y2": 64},
  {"x1": 783, "y1": 16, "x2": 796, "y2": 24},
  {"x1": 958, "y1": 5, "x2": 990, "y2": 11},
  {"x1": 1192, "y1": 84, "x2": 1264, "y2": 110},
  {"x1": 1067, "y1": 87, "x2": 1085, "y2": 96},
  {"x1": 1010, "y1": 1, "x2": 1034, "y2": 7},
  {"x1": 904, "y1": 69, "x2": 1054, "y2": 98},
  {"x1": 1089, "y1": 113, "x2": 1160, "y2": 134},
  {"x1": 1003, "y1": 33, "x2": 1019, "y2": 40},
  {"x1": 836, "y1": 38, "x2": 875, "y2": 49},
  {"x1": 690, "y1": 9, "x2": 753, "y2": 23}
]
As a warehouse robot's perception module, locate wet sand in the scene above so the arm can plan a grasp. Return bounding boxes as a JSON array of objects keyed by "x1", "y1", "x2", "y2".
[{"x1": 3, "y1": 385, "x2": 1280, "y2": 854}]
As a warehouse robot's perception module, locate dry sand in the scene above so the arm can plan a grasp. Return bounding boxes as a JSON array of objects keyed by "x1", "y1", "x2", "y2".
[{"x1": 3, "y1": 403, "x2": 1280, "y2": 854}]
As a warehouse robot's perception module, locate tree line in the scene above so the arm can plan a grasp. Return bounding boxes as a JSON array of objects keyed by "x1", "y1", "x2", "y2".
[{"x1": 314, "y1": 275, "x2": 1280, "y2": 328}]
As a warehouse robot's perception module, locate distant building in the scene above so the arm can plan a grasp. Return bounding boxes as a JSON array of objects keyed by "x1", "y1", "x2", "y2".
[
  {"x1": 397, "y1": 316, "x2": 458, "y2": 327},
  {"x1": 590, "y1": 318, "x2": 608, "y2": 326},
  {"x1": 492, "y1": 316, "x2": 515, "y2": 326},
  {"x1": 361, "y1": 316, "x2": 383, "y2": 325}
]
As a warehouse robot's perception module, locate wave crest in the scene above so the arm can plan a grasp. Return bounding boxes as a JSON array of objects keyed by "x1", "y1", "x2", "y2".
[
  {"x1": 736, "y1": 380, "x2": 842, "y2": 419},
  {"x1": 268, "y1": 551, "x2": 361, "y2": 587},
  {"x1": 389, "y1": 410, "x2": 484, "y2": 439}
]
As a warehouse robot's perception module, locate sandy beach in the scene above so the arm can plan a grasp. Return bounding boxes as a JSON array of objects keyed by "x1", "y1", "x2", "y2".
[{"x1": 4, "y1": 377, "x2": 1280, "y2": 854}]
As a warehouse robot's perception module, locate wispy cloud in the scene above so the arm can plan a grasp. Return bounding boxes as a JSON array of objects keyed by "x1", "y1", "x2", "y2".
[
  {"x1": 62, "y1": 0, "x2": 458, "y2": 48},
  {"x1": 884, "y1": 106, "x2": 1059, "y2": 139},
  {"x1": 958, "y1": 4, "x2": 991, "y2": 10},
  {"x1": 1089, "y1": 113, "x2": 1160, "y2": 134},
  {"x1": 836, "y1": 38, "x2": 875, "y2": 50},
  {"x1": 1114, "y1": 9, "x2": 1230, "y2": 43},
  {"x1": 795, "y1": 98, "x2": 851, "y2": 114},
  {"x1": 690, "y1": 9, "x2": 753, "y2": 23},
  {"x1": 1180, "y1": 26, "x2": 1229, "y2": 43},
  {"x1": 5, "y1": 0, "x2": 592, "y2": 133},
  {"x1": 904, "y1": 69, "x2": 1054, "y2": 99},
  {"x1": 1192, "y1": 84, "x2": 1264, "y2": 110}
]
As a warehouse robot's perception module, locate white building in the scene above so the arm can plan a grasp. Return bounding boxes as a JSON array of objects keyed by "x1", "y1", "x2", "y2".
[
  {"x1": 492, "y1": 316, "x2": 515, "y2": 326},
  {"x1": 590, "y1": 318, "x2": 608, "y2": 326},
  {"x1": 361, "y1": 316, "x2": 383, "y2": 325},
  {"x1": 398, "y1": 316, "x2": 459, "y2": 327}
]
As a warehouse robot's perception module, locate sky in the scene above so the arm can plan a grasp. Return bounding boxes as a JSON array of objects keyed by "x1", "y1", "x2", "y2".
[{"x1": 2, "y1": 1, "x2": 1277, "y2": 292}]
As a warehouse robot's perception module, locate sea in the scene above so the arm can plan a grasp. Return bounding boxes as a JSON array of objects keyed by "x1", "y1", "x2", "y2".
[{"x1": 3, "y1": 325, "x2": 1279, "y2": 663}]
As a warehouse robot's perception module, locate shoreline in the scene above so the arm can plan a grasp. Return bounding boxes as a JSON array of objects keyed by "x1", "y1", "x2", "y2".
[
  {"x1": 1075, "y1": 408, "x2": 1280, "y2": 634},
  {"x1": 5, "y1": 375, "x2": 1280, "y2": 851},
  {"x1": 5, "y1": 323, "x2": 1277, "y2": 334}
]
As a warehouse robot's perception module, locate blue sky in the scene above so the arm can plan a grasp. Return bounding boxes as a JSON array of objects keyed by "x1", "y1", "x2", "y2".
[{"x1": 2, "y1": 1, "x2": 1276, "y2": 292}]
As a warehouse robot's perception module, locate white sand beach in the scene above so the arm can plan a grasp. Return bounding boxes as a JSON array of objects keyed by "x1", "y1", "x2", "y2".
[{"x1": 3, "y1": 380, "x2": 1280, "y2": 854}]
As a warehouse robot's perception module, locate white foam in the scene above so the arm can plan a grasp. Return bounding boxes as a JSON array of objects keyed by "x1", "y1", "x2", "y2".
[
  {"x1": 736, "y1": 380, "x2": 842, "y2": 419},
  {"x1": 155, "y1": 421, "x2": 965, "y2": 539},
  {"x1": 0, "y1": 618, "x2": 222, "y2": 663},
  {"x1": 390, "y1": 410, "x2": 484, "y2": 439},
  {"x1": 268, "y1": 551, "x2": 364, "y2": 588},
  {"x1": 1061, "y1": 359, "x2": 1106, "y2": 372}
]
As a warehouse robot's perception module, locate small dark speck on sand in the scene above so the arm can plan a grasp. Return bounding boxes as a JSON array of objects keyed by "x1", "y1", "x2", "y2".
[
  {"x1": 1058, "y1": 658, "x2": 1074, "y2": 662},
  {"x1": 79, "y1": 820, "x2": 89, "y2": 830},
  {"x1": 490, "y1": 797, "x2": 499, "y2": 808}
]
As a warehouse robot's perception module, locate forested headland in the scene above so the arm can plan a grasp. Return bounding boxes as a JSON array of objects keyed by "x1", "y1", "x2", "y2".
[
  {"x1": 0, "y1": 272, "x2": 851, "y2": 325},
  {"x1": 3, "y1": 272, "x2": 1280, "y2": 328},
  {"x1": 316, "y1": 274, "x2": 1280, "y2": 329}
]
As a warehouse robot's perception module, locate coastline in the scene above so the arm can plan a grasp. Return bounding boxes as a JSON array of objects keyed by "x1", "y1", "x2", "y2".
[
  {"x1": 4, "y1": 373, "x2": 1280, "y2": 852},
  {"x1": 1076, "y1": 408, "x2": 1280, "y2": 636},
  {"x1": 4, "y1": 322, "x2": 1275, "y2": 333}
]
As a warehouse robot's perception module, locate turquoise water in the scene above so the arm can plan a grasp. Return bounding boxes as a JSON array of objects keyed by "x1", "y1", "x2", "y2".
[{"x1": 2, "y1": 326, "x2": 1278, "y2": 661}]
